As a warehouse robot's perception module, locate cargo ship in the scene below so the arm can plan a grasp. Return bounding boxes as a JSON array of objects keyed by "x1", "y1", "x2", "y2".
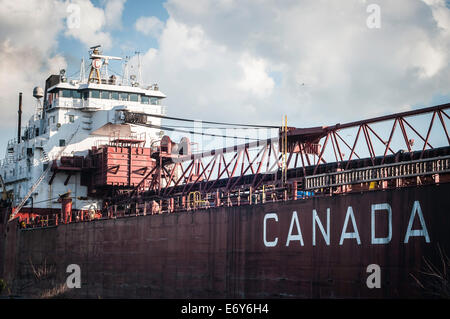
[{"x1": 0, "y1": 46, "x2": 449, "y2": 299}]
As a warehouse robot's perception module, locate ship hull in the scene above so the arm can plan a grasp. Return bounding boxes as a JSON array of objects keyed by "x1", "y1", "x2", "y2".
[{"x1": 2, "y1": 183, "x2": 450, "y2": 298}]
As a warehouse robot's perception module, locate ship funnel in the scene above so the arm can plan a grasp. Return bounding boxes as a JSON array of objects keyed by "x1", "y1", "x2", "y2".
[{"x1": 17, "y1": 92, "x2": 22, "y2": 144}]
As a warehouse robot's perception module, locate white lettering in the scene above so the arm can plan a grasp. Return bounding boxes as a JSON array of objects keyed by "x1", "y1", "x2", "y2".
[
  {"x1": 404, "y1": 201, "x2": 430, "y2": 243},
  {"x1": 313, "y1": 208, "x2": 330, "y2": 246},
  {"x1": 66, "y1": 264, "x2": 81, "y2": 288},
  {"x1": 339, "y1": 206, "x2": 361, "y2": 245},
  {"x1": 181, "y1": 303, "x2": 215, "y2": 317},
  {"x1": 263, "y1": 213, "x2": 278, "y2": 247},
  {"x1": 66, "y1": 4, "x2": 81, "y2": 29},
  {"x1": 366, "y1": 4, "x2": 381, "y2": 29},
  {"x1": 366, "y1": 264, "x2": 381, "y2": 288},
  {"x1": 371, "y1": 203, "x2": 392, "y2": 244},
  {"x1": 286, "y1": 211, "x2": 304, "y2": 246}
]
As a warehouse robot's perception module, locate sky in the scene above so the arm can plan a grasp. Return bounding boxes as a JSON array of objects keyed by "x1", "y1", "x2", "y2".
[{"x1": 0, "y1": 0, "x2": 449, "y2": 159}]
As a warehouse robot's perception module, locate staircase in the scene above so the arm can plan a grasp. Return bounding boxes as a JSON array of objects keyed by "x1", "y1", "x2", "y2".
[{"x1": 82, "y1": 114, "x2": 93, "y2": 130}]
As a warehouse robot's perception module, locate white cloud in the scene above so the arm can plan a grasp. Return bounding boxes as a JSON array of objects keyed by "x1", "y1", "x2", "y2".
[
  {"x1": 0, "y1": 0, "x2": 67, "y2": 126},
  {"x1": 135, "y1": 16, "x2": 165, "y2": 38},
  {"x1": 135, "y1": 18, "x2": 276, "y2": 125},
  {"x1": 0, "y1": 0, "x2": 124, "y2": 157},
  {"x1": 237, "y1": 53, "x2": 274, "y2": 98},
  {"x1": 140, "y1": 0, "x2": 450, "y2": 127},
  {"x1": 103, "y1": 0, "x2": 127, "y2": 30},
  {"x1": 64, "y1": 0, "x2": 113, "y2": 49}
]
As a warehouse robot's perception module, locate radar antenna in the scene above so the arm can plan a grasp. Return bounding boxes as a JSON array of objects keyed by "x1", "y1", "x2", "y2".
[{"x1": 87, "y1": 45, "x2": 122, "y2": 84}]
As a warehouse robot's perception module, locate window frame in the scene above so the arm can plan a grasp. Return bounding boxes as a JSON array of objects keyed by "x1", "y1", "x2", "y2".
[
  {"x1": 129, "y1": 93, "x2": 139, "y2": 102},
  {"x1": 111, "y1": 92, "x2": 119, "y2": 100},
  {"x1": 61, "y1": 89, "x2": 72, "y2": 98},
  {"x1": 141, "y1": 95, "x2": 150, "y2": 104},
  {"x1": 72, "y1": 90, "x2": 81, "y2": 99},
  {"x1": 90, "y1": 90, "x2": 100, "y2": 99},
  {"x1": 119, "y1": 92, "x2": 129, "y2": 101},
  {"x1": 101, "y1": 91, "x2": 110, "y2": 99}
]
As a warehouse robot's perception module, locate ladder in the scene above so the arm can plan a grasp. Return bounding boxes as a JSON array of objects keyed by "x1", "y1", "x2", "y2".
[{"x1": 9, "y1": 125, "x2": 80, "y2": 221}]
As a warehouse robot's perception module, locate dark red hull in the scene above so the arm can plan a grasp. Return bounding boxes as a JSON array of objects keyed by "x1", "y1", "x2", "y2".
[{"x1": 1, "y1": 183, "x2": 450, "y2": 298}]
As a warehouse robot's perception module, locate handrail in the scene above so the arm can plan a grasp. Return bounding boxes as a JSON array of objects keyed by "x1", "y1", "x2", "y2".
[{"x1": 305, "y1": 155, "x2": 450, "y2": 190}]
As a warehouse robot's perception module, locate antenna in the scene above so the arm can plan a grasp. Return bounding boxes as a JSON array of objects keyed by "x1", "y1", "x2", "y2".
[
  {"x1": 135, "y1": 51, "x2": 142, "y2": 86},
  {"x1": 80, "y1": 58, "x2": 85, "y2": 82},
  {"x1": 122, "y1": 56, "x2": 130, "y2": 86},
  {"x1": 87, "y1": 45, "x2": 122, "y2": 83}
]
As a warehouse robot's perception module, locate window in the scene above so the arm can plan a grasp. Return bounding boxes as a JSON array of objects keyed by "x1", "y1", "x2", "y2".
[
  {"x1": 72, "y1": 91, "x2": 81, "y2": 99},
  {"x1": 48, "y1": 116, "x2": 55, "y2": 125},
  {"x1": 141, "y1": 96, "x2": 149, "y2": 104},
  {"x1": 101, "y1": 91, "x2": 110, "y2": 99},
  {"x1": 69, "y1": 115, "x2": 75, "y2": 123},
  {"x1": 150, "y1": 98, "x2": 160, "y2": 105},
  {"x1": 90, "y1": 90, "x2": 100, "y2": 98},
  {"x1": 129, "y1": 93, "x2": 139, "y2": 102},
  {"x1": 83, "y1": 91, "x2": 89, "y2": 100},
  {"x1": 119, "y1": 92, "x2": 128, "y2": 101},
  {"x1": 111, "y1": 92, "x2": 119, "y2": 100},
  {"x1": 61, "y1": 89, "x2": 72, "y2": 98},
  {"x1": 59, "y1": 139, "x2": 66, "y2": 147}
]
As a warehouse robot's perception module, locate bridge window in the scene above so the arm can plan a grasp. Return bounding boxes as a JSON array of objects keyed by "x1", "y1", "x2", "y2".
[
  {"x1": 101, "y1": 91, "x2": 110, "y2": 99},
  {"x1": 61, "y1": 89, "x2": 72, "y2": 98},
  {"x1": 129, "y1": 93, "x2": 139, "y2": 102},
  {"x1": 120, "y1": 92, "x2": 128, "y2": 101},
  {"x1": 150, "y1": 97, "x2": 160, "y2": 105},
  {"x1": 83, "y1": 91, "x2": 89, "y2": 100},
  {"x1": 90, "y1": 90, "x2": 100, "y2": 99},
  {"x1": 141, "y1": 96, "x2": 149, "y2": 104},
  {"x1": 72, "y1": 91, "x2": 81, "y2": 99},
  {"x1": 111, "y1": 92, "x2": 119, "y2": 100}
]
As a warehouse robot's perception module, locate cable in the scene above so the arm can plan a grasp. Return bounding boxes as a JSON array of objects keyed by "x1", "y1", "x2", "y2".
[
  {"x1": 132, "y1": 111, "x2": 280, "y2": 129},
  {"x1": 163, "y1": 124, "x2": 278, "y2": 130},
  {"x1": 67, "y1": 69, "x2": 80, "y2": 79},
  {"x1": 134, "y1": 122, "x2": 262, "y2": 140},
  {"x1": 29, "y1": 196, "x2": 61, "y2": 204},
  {"x1": 109, "y1": 67, "x2": 123, "y2": 78}
]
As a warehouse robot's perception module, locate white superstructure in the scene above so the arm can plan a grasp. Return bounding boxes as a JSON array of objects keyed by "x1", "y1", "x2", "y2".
[{"x1": 0, "y1": 46, "x2": 166, "y2": 211}]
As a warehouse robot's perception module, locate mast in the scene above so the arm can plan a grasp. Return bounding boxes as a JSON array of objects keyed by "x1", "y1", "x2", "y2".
[
  {"x1": 135, "y1": 51, "x2": 142, "y2": 86},
  {"x1": 17, "y1": 92, "x2": 22, "y2": 144},
  {"x1": 88, "y1": 45, "x2": 122, "y2": 84},
  {"x1": 122, "y1": 56, "x2": 130, "y2": 86},
  {"x1": 80, "y1": 57, "x2": 85, "y2": 82}
]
